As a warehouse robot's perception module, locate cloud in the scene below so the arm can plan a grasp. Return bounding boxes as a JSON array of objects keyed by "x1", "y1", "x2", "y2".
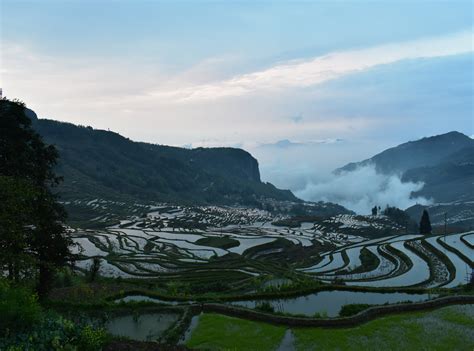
[
  {"x1": 147, "y1": 29, "x2": 473, "y2": 102},
  {"x1": 290, "y1": 113, "x2": 303, "y2": 123},
  {"x1": 295, "y1": 164, "x2": 432, "y2": 214},
  {"x1": 2, "y1": 30, "x2": 472, "y2": 150}
]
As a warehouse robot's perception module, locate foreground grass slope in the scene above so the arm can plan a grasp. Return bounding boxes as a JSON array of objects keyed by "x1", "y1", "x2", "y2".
[
  {"x1": 187, "y1": 305, "x2": 474, "y2": 351},
  {"x1": 186, "y1": 314, "x2": 286, "y2": 351}
]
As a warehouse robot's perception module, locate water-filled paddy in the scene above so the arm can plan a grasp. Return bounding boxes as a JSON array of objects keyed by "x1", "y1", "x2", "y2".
[
  {"x1": 310, "y1": 252, "x2": 346, "y2": 274},
  {"x1": 113, "y1": 291, "x2": 436, "y2": 318},
  {"x1": 115, "y1": 295, "x2": 180, "y2": 304},
  {"x1": 230, "y1": 290, "x2": 436, "y2": 317},
  {"x1": 443, "y1": 233, "x2": 474, "y2": 262},
  {"x1": 348, "y1": 241, "x2": 430, "y2": 287},
  {"x1": 105, "y1": 312, "x2": 180, "y2": 341},
  {"x1": 426, "y1": 236, "x2": 470, "y2": 288}
]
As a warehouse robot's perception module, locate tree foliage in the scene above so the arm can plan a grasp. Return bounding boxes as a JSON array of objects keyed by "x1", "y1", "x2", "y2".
[
  {"x1": 371, "y1": 206, "x2": 378, "y2": 216},
  {"x1": 0, "y1": 98, "x2": 73, "y2": 297},
  {"x1": 0, "y1": 177, "x2": 38, "y2": 281},
  {"x1": 419, "y1": 209, "x2": 432, "y2": 235},
  {"x1": 382, "y1": 206, "x2": 417, "y2": 232}
]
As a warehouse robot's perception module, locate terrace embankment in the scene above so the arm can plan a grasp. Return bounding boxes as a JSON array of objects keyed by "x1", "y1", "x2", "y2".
[{"x1": 193, "y1": 295, "x2": 474, "y2": 327}]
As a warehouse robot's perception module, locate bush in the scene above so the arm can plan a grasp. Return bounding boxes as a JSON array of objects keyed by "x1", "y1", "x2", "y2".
[
  {"x1": 54, "y1": 268, "x2": 75, "y2": 288},
  {"x1": 339, "y1": 303, "x2": 371, "y2": 317},
  {"x1": 0, "y1": 279, "x2": 42, "y2": 335},
  {"x1": 79, "y1": 325, "x2": 108, "y2": 351},
  {"x1": 0, "y1": 312, "x2": 108, "y2": 351},
  {"x1": 0, "y1": 280, "x2": 107, "y2": 350},
  {"x1": 87, "y1": 257, "x2": 101, "y2": 283},
  {"x1": 255, "y1": 301, "x2": 274, "y2": 313},
  {"x1": 313, "y1": 311, "x2": 328, "y2": 318}
]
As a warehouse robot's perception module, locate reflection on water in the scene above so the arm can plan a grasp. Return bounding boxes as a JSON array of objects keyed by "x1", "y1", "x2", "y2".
[
  {"x1": 115, "y1": 295, "x2": 179, "y2": 304},
  {"x1": 105, "y1": 313, "x2": 180, "y2": 341},
  {"x1": 231, "y1": 290, "x2": 436, "y2": 317}
]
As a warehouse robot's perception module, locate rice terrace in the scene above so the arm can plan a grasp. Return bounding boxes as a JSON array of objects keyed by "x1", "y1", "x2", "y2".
[
  {"x1": 1, "y1": 1, "x2": 474, "y2": 350},
  {"x1": 56, "y1": 202, "x2": 474, "y2": 349}
]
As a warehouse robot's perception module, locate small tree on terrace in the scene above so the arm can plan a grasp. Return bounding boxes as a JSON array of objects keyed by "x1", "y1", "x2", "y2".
[
  {"x1": 419, "y1": 209, "x2": 432, "y2": 235},
  {"x1": 371, "y1": 206, "x2": 378, "y2": 216}
]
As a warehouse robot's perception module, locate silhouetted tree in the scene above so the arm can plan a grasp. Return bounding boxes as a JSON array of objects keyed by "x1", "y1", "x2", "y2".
[
  {"x1": 419, "y1": 209, "x2": 432, "y2": 235},
  {"x1": 0, "y1": 177, "x2": 37, "y2": 281},
  {"x1": 383, "y1": 206, "x2": 418, "y2": 232},
  {"x1": 88, "y1": 257, "x2": 101, "y2": 282},
  {"x1": 371, "y1": 206, "x2": 378, "y2": 216},
  {"x1": 0, "y1": 98, "x2": 73, "y2": 297}
]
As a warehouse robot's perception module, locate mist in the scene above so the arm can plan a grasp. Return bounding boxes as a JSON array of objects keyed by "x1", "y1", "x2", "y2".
[{"x1": 295, "y1": 165, "x2": 432, "y2": 214}]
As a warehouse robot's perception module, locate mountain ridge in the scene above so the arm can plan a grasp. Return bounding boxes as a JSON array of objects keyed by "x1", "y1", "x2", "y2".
[
  {"x1": 336, "y1": 131, "x2": 473, "y2": 175},
  {"x1": 32, "y1": 117, "x2": 297, "y2": 206},
  {"x1": 333, "y1": 131, "x2": 474, "y2": 229}
]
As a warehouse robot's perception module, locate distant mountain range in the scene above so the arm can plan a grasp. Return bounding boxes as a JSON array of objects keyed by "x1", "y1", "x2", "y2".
[
  {"x1": 27, "y1": 108, "x2": 351, "y2": 226},
  {"x1": 28, "y1": 111, "x2": 295, "y2": 205},
  {"x1": 25, "y1": 106, "x2": 473, "y2": 229},
  {"x1": 402, "y1": 145, "x2": 474, "y2": 203},
  {"x1": 336, "y1": 131, "x2": 473, "y2": 177},
  {"x1": 336, "y1": 131, "x2": 474, "y2": 228}
]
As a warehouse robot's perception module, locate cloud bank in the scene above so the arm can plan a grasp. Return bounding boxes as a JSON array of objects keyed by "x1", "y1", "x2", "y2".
[
  {"x1": 148, "y1": 30, "x2": 473, "y2": 102},
  {"x1": 295, "y1": 165, "x2": 432, "y2": 214}
]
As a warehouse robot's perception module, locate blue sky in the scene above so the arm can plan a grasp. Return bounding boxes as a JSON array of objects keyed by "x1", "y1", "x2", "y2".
[{"x1": 1, "y1": 0, "x2": 473, "y2": 195}]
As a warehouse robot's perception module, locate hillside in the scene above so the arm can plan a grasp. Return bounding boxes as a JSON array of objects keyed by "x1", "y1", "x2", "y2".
[
  {"x1": 335, "y1": 131, "x2": 474, "y2": 229},
  {"x1": 335, "y1": 132, "x2": 473, "y2": 203},
  {"x1": 336, "y1": 131, "x2": 473, "y2": 175},
  {"x1": 402, "y1": 146, "x2": 474, "y2": 203},
  {"x1": 21, "y1": 108, "x2": 342, "y2": 226},
  {"x1": 31, "y1": 118, "x2": 297, "y2": 208}
]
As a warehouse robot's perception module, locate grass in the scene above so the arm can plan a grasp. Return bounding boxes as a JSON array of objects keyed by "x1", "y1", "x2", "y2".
[
  {"x1": 186, "y1": 305, "x2": 474, "y2": 351},
  {"x1": 195, "y1": 236, "x2": 240, "y2": 249},
  {"x1": 295, "y1": 304, "x2": 474, "y2": 351},
  {"x1": 186, "y1": 313, "x2": 286, "y2": 351}
]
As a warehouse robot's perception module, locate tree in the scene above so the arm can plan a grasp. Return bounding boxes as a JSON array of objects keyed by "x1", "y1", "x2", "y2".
[
  {"x1": 383, "y1": 206, "x2": 418, "y2": 233},
  {"x1": 371, "y1": 206, "x2": 378, "y2": 216},
  {"x1": 0, "y1": 177, "x2": 38, "y2": 281},
  {"x1": 0, "y1": 98, "x2": 74, "y2": 297},
  {"x1": 87, "y1": 257, "x2": 101, "y2": 283},
  {"x1": 419, "y1": 209, "x2": 432, "y2": 235}
]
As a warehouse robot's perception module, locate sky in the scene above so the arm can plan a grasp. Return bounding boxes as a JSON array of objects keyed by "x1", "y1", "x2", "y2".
[{"x1": 1, "y1": 0, "x2": 473, "y2": 212}]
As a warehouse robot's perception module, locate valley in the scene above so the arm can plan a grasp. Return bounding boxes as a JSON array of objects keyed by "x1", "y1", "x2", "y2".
[
  {"x1": 1, "y1": 99, "x2": 473, "y2": 350},
  {"x1": 56, "y1": 202, "x2": 474, "y2": 349}
]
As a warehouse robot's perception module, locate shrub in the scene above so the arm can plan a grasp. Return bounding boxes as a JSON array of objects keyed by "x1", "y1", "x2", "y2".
[
  {"x1": 255, "y1": 301, "x2": 274, "y2": 313},
  {"x1": 0, "y1": 280, "x2": 107, "y2": 350},
  {"x1": 0, "y1": 279, "x2": 42, "y2": 335},
  {"x1": 88, "y1": 257, "x2": 101, "y2": 283},
  {"x1": 339, "y1": 303, "x2": 371, "y2": 317},
  {"x1": 79, "y1": 325, "x2": 108, "y2": 351},
  {"x1": 0, "y1": 312, "x2": 107, "y2": 351},
  {"x1": 313, "y1": 311, "x2": 328, "y2": 318},
  {"x1": 54, "y1": 268, "x2": 75, "y2": 288}
]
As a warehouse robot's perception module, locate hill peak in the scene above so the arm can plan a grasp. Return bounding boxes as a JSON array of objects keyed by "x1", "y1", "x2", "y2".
[{"x1": 336, "y1": 131, "x2": 473, "y2": 175}]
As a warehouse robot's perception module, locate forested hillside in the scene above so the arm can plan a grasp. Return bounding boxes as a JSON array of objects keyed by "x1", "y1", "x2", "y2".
[{"x1": 32, "y1": 116, "x2": 297, "y2": 206}]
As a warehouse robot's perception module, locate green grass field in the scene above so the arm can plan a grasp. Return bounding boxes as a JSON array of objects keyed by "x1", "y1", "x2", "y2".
[
  {"x1": 186, "y1": 313, "x2": 286, "y2": 351},
  {"x1": 186, "y1": 305, "x2": 474, "y2": 351}
]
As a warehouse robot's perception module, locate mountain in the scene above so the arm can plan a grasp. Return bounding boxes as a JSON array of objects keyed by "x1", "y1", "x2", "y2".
[
  {"x1": 335, "y1": 131, "x2": 474, "y2": 204},
  {"x1": 405, "y1": 202, "x2": 474, "y2": 231},
  {"x1": 32, "y1": 118, "x2": 298, "y2": 208},
  {"x1": 402, "y1": 146, "x2": 474, "y2": 203},
  {"x1": 336, "y1": 131, "x2": 473, "y2": 175},
  {"x1": 336, "y1": 131, "x2": 474, "y2": 229},
  {"x1": 25, "y1": 109, "x2": 348, "y2": 226}
]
